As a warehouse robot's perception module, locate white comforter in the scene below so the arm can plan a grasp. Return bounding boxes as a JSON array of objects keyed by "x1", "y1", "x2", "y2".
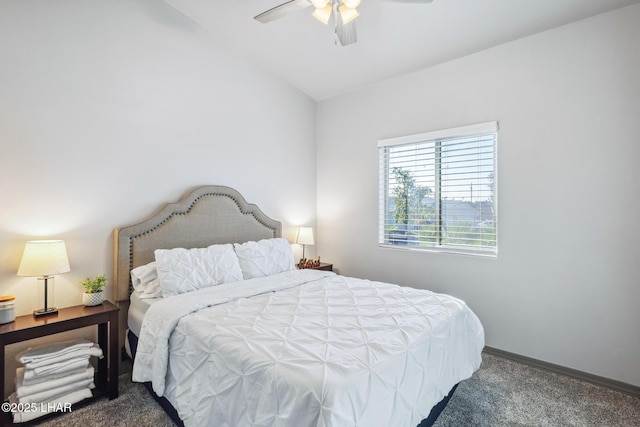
[{"x1": 133, "y1": 270, "x2": 484, "y2": 427}]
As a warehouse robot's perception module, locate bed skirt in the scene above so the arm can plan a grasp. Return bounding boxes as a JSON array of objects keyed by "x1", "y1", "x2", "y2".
[{"x1": 127, "y1": 330, "x2": 456, "y2": 427}]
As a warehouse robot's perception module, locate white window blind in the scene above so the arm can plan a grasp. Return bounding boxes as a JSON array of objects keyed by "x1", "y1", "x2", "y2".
[{"x1": 378, "y1": 122, "x2": 498, "y2": 256}]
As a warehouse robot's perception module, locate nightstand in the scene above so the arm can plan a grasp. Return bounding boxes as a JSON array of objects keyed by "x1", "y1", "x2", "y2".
[
  {"x1": 0, "y1": 301, "x2": 119, "y2": 426},
  {"x1": 312, "y1": 262, "x2": 333, "y2": 271}
]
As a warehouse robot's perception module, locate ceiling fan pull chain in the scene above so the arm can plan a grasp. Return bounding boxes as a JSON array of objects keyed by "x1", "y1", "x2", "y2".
[
  {"x1": 333, "y1": 1, "x2": 339, "y2": 45},
  {"x1": 331, "y1": 0, "x2": 338, "y2": 46}
]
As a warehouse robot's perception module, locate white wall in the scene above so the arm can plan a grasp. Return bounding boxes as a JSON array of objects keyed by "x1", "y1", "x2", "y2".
[
  {"x1": 317, "y1": 4, "x2": 640, "y2": 387},
  {"x1": 0, "y1": 0, "x2": 317, "y2": 396}
]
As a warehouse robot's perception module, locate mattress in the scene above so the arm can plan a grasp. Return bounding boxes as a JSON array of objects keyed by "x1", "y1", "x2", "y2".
[
  {"x1": 128, "y1": 291, "x2": 162, "y2": 337},
  {"x1": 132, "y1": 269, "x2": 484, "y2": 427}
]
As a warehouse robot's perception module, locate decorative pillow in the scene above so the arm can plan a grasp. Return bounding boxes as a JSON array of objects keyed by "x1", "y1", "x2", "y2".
[
  {"x1": 130, "y1": 261, "x2": 157, "y2": 293},
  {"x1": 154, "y1": 244, "x2": 244, "y2": 297},
  {"x1": 233, "y1": 238, "x2": 295, "y2": 279}
]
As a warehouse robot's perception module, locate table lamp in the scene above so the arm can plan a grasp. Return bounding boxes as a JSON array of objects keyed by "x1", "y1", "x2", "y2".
[
  {"x1": 295, "y1": 227, "x2": 314, "y2": 259},
  {"x1": 17, "y1": 240, "x2": 70, "y2": 317}
]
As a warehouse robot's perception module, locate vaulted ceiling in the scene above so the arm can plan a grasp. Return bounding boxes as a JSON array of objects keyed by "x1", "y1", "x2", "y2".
[{"x1": 164, "y1": 0, "x2": 640, "y2": 100}]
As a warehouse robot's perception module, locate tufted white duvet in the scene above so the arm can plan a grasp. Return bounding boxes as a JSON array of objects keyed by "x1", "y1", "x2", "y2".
[{"x1": 132, "y1": 269, "x2": 484, "y2": 427}]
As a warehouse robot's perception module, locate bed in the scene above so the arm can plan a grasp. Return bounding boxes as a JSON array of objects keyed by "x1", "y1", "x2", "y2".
[{"x1": 114, "y1": 185, "x2": 484, "y2": 427}]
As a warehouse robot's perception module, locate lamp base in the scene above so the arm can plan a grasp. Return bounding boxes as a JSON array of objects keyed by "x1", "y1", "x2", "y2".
[{"x1": 34, "y1": 307, "x2": 58, "y2": 318}]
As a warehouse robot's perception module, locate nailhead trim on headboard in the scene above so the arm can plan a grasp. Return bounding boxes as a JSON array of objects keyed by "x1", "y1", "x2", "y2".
[{"x1": 115, "y1": 185, "x2": 281, "y2": 301}]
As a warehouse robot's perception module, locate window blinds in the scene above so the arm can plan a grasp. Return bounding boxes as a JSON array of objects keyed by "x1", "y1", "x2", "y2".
[{"x1": 378, "y1": 122, "x2": 498, "y2": 255}]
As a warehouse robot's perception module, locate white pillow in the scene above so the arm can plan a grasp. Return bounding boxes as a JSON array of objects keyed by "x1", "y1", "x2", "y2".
[
  {"x1": 131, "y1": 261, "x2": 157, "y2": 293},
  {"x1": 139, "y1": 279, "x2": 162, "y2": 299},
  {"x1": 155, "y1": 244, "x2": 244, "y2": 297},
  {"x1": 233, "y1": 238, "x2": 295, "y2": 279}
]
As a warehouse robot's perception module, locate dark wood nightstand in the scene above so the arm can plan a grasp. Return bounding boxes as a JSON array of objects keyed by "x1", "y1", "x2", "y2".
[
  {"x1": 312, "y1": 262, "x2": 333, "y2": 271},
  {"x1": 0, "y1": 301, "x2": 119, "y2": 426}
]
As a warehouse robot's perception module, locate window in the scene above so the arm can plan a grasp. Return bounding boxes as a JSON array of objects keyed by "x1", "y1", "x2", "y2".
[{"x1": 378, "y1": 122, "x2": 498, "y2": 256}]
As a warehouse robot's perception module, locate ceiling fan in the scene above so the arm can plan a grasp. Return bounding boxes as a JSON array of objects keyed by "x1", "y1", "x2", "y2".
[{"x1": 254, "y1": 0, "x2": 434, "y2": 47}]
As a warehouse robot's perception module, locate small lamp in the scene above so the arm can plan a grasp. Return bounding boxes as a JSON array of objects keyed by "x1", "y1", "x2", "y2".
[
  {"x1": 295, "y1": 227, "x2": 315, "y2": 259},
  {"x1": 17, "y1": 240, "x2": 70, "y2": 318}
]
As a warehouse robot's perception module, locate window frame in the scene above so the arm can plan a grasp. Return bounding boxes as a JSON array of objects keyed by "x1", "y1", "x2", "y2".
[{"x1": 378, "y1": 121, "x2": 498, "y2": 257}]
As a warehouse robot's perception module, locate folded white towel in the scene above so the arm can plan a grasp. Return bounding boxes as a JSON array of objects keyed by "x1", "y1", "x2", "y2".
[
  {"x1": 17, "y1": 378, "x2": 94, "y2": 404},
  {"x1": 24, "y1": 344, "x2": 103, "y2": 370},
  {"x1": 17, "y1": 339, "x2": 94, "y2": 364},
  {"x1": 21, "y1": 359, "x2": 90, "y2": 385},
  {"x1": 10, "y1": 387, "x2": 93, "y2": 423},
  {"x1": 26, "y1": 356, "x2": 91, "y2": 378},
  {"x1": 16, "y1": 366, "x2": 94, "y2": 398}
]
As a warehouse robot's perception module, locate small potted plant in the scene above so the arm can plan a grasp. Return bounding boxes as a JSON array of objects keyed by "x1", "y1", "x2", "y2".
[{"x1": 80, "y1": 274, "x2": 107, "y2": 306}]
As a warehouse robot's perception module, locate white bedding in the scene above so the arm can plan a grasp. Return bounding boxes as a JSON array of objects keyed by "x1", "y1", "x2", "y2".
[
  {"x1": 133, "y1": 269, "x2": 484, "y2": 427},
  {"x1": 128, "y1": 291, "x2": 162, "y2": 336}
]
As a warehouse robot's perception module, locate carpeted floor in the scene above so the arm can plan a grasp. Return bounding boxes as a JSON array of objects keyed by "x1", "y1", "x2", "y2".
[
  {"x1": 433, "y1": 353, "x2": 640, "y2": 426},
  {"x1": 31, "y1": 352, "x2": 640, "y2": 427}
]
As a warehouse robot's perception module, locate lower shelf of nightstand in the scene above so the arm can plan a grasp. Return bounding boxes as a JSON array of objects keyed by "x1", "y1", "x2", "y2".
[{"x1": 2, "y1": 385, "x2": 113, "y2": 426}]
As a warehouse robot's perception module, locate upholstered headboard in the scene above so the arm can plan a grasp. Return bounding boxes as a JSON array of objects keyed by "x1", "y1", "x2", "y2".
[{"x1": 113, "y1": 185, "x2": 281, "y2": 303}]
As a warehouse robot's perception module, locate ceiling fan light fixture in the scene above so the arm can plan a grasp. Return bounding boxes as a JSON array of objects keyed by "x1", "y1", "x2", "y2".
[
  {"x1": 342, "y1": 0, "x2": 361, "y2": 9},
  {"x1": 310, "y1": 0, "x2": 329, "y2": 8},
  {"x1": 339, "y1": 5, "x2": 359, "y2": 25},
  {"x1": 312, "y1": 4, "x2": 332, "y2": 25}
]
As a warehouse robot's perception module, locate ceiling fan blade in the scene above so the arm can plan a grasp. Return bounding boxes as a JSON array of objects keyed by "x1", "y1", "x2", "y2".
[
  {"x1": 336, "y1": 20, "x2": 357, "y2": 46},
  {"x1": 254, "y1": 0, "x2": 311, "y2": 23}
]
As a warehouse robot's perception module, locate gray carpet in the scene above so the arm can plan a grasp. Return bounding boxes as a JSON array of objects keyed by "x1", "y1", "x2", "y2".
[
  {"x1": 433, "y1": 354, "x2": 640, "y2": 426},
  {"x1": 32, "y1": 353, "x2": 640, "y2": 427}
]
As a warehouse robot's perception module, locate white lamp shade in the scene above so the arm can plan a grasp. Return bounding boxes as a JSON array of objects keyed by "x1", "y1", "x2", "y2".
[
  {"x1": 342, "y1": 0, "x2": 361, "y2": 8},
  {"x1": 17, "y1": 240, "x2": 71, "y2": 277},
  {"x1": 312, "y1": 4, "x2": 332, "y2": 25},
  {"x1": 339, "y1": 5, "x2": 359, "y2": 25},
  {"x1": 310, "y1": 0, "x2": 329, "y2": 8},
  {"x1": 295, "y1": 227, "x2": 315, "y2": 246}
]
